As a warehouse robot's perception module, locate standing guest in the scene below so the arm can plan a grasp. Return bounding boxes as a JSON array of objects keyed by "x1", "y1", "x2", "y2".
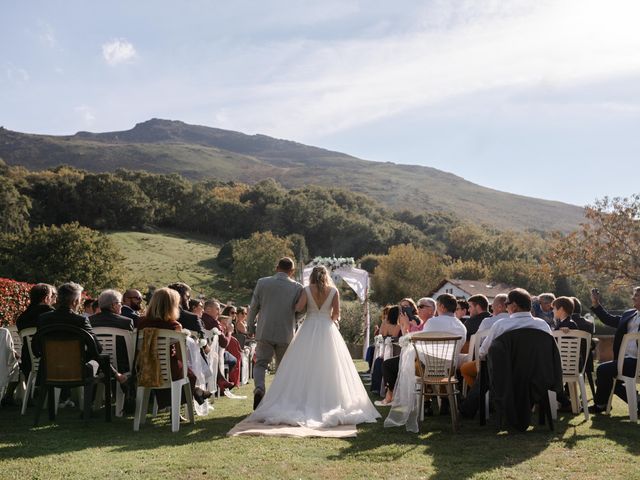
[
  {"x1": 588, "y1": 287, "x2": 640, "y2": 414},
  {"x1": 121, "y1": 289, "x2": 144, "y2": 327},
  {"x1": 168, "y1": 283, "x2": 205, "y2": 336},
  {"x1": 90, "y1": 289, "x2": 134, "y2": 376},
  {"x1": 137, "y1": 288, "x2": 213, "y2": 408},
  {"x1": 15, "y1": 284, "x2": 56, "y2": 379}
]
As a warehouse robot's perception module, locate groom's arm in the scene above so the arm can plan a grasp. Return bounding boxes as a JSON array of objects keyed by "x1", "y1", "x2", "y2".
[{"x1": 246, "y1": 280, "x2": 262, "y2": 336}]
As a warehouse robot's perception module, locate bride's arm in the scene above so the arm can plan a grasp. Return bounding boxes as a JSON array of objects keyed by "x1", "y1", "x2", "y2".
[
  {"x1": 331, "y1": 289, "x2": 340, "y2": 324},
  {"x1": 295, "y1": 289, "x2": 307, "y2": 312}
]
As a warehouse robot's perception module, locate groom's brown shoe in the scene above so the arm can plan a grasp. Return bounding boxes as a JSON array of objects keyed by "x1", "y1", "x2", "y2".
[{"x1": 253, "y1": 390, "x2": 264, "y2": 410}]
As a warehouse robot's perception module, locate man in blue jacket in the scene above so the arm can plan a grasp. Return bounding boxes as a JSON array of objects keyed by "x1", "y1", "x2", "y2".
[{"x1": 589, "y1": 287, "x2": 640, "y2": 413}]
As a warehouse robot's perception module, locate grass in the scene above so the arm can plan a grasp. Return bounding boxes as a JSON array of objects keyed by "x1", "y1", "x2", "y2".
[
  {"x1": 107, "y1": 230, "x2": 252, "y2": 304},
  {"x1": 1, "y1": 361, "x2": 640, "y2": 479}
]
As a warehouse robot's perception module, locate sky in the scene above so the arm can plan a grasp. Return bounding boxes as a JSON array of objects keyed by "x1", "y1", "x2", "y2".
[{"x1": 2, "y1": 0, "x2": 640, "y2": 207}]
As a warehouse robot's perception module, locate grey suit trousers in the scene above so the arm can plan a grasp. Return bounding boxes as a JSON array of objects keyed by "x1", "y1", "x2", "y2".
[{"x1": 253, "y1": 340, "x2": 288, "y2": 394}]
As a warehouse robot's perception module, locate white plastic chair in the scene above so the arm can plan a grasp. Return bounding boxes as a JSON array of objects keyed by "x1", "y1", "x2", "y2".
[
  {"x1": 204, "y1": 332, "x2": 219, "y2": 395},
  {"x1": 20, "y1": 327, "x2": 47, "y2": 415},
  {"x1": 241, "y1": 346, "x2": 250, "y2": 385},
  {"x1": 380, "y1": 337, "x2": 394, "y2": 394},
  {"x1": 7, "y1": 325, "x2": 21, "y2": 356},
  {"x1": 606, "y1": 332, "x2": 640, "y2": 422},
  {"x1": 92, "y1": 327, "x2": 134, "y2": 417},
  {"x1": 551, "y1": 330, "x2": 591, "y2": 421},
  {"x1": 133, "y1": 329, "x2": 194, "y2": 432}
]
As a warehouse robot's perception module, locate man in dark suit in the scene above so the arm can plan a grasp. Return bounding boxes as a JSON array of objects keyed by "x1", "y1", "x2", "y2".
[
  {"x1": 33, "y1": 282, "x2": 102, "y2": 357},
  {"x1": 168, "y1": 282, "x2": 205, "y2": 336},
  {"x1": 121, "y1": 289, "x2": 143, "y2": 327},
  {"x1": 589, "y1": 287, "x2": 640, "y2": 413},
  {"x1": 90, "y1": 289, "x2": 134, "y2": 373},
  {"x1": 15, "y1": 283, "x2": 56, "y2": 377}
]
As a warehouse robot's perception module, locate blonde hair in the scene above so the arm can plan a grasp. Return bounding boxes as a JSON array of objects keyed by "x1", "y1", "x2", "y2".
[
  {"x1": 309, "y1": 265, "x2": 334, "y2": 294},
  {"x1": 146, "y1": 287, "x2": 181, "y2": 323}
]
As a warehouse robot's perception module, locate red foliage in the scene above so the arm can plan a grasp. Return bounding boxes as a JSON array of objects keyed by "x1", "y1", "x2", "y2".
[{"x1": 0, "y1": 278, "x2": 34, "y2": 326}]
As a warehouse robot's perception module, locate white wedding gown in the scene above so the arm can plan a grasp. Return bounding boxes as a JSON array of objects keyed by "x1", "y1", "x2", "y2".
[{"x1": 246, "y1": 286, "x2": 381, "y2": 428}]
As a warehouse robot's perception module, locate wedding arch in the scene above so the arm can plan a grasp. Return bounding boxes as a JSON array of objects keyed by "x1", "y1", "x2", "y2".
[{"x1": 302, "y1": 257, "x2": 371, "y2": 358}]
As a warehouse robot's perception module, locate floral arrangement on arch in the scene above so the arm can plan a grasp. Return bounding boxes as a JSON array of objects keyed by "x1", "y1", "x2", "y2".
[
  {"x1": 0, "y1": 278, "x2": 34, "y2": 327},
  {"x1": 310, "y1": 256, "x2": 356, "y2": 271}
]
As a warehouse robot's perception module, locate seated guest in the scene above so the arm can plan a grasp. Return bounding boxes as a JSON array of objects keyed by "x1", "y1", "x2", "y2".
[
  {"x1": 409, "y1": 298, "x2": 436, "y2": 333},
  {"x1": 479, "y1": 288, "x2": 552, "y2": 360},
  {"x1": 188, "y1": 299, "x2": 204, "y2": 319},
  {"x1": 399, "y1": 298, "x2": 421, "y2": 331},
  {"x1": 461, "y1": 295, "x2": 491, "y2": 353},
  {"x1": 552, "y1": 296, "x2": 578, "y2": 331},
  {"x1": 201, "y1": 300, "x2": 235, "y2": 392},
  {"x1": 167, "y1": 282, "x2": 205, "y2": 337},
  {"x1": 0, "y1": 327, "x2": 20, "y2": 406},
  {"x1": 82, "y1": 298, "x2": 97, "y2": 318},
  {"x1": 533, "y1": 292, "x2": 556, "y2": 329},
  {"x1": 137, "y1": 288, "x2": 212, "y2": 407},
  {"x1": 220, "y1": 315, "x2": 243, "y2": 389},
  {"x1": 15, "y1": 284, "x2": 56, "y2": 379},
  {"x1": 235, "y1": 307, "x2": 249, "y2": 335},
  {"x1": 571, "y1": 297, "x2": 595, "y2": 334},
  {"x1": 121, "y1": 289, "x2": 143, "y2": 327},
  {"x1": 370, "y1": 305, "x2": 398, "y2": 393},
  {"x1": 378, "y1": 295, "x2": 466, "y2": 407},
  {"x1": 456, "y1": 299, "x2": 470, "y2": 323},
  {"x1": 460, "y1": 294, "x2": 510, "y2": 388},
  {"x1": 588, "y1": 287, "x2": 640, "y2": 414},
  {"x1": 89, "y1": 289, "x2": 134, "y2": 376},
  {"x1": 32, "y1": 282, "x2": 104, "y2": 385}
]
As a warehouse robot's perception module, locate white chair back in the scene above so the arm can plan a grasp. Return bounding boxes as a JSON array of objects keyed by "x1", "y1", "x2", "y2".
[
  {"x1": 8, "y1": 325, "x2": 21, "y2": 354},
  {"x1": 20, "y1": 327, "x2": 38, "y2": 372},
  {"x1": 618, "y1": 333, "x2": 640, "y2": 382},
  {"x1": 93, "y1": 327, "x2": 135, "y2": 373},
  {"x1": 382, "y1": 337, "x2": 394, "y2": 361},
  {"x1": 552, "y1": 330, "x2": 591, "y2": 377},
  {"x1": 136, "y1": 329, "x2": 188, "y2": 389},
  {"x1": 412, "y1": 333, "x2": 461, "y2": 380}
]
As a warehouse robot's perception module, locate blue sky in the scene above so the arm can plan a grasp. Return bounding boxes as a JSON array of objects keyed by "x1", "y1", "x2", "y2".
[{"x1": 2, "y1": 0, "x2": 639, "y2": 206}]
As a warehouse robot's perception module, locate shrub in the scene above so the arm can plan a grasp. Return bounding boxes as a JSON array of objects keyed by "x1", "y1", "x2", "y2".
[
  {"x1": 231, "y1": 231, "x2": 294, "y2": 288},
  {"x1": 0, "y1": 278, "x2": 33, "y2": 326}
]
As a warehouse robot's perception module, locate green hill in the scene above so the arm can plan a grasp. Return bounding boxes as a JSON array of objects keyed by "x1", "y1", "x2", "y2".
[
  {"x1": 0, "y1": 119, "x2": 585, "y2": 232},
  {"x1": 107, "y1": 230, "x2": 250, "y2": 304}
]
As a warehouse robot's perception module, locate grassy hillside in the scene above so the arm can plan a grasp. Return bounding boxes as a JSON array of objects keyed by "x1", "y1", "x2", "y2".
[
  {"x1": 0, "y1": 120, "x2": 585, "y2": 232},
  {"x1": 107, "y1": 230, "x2": 251, "y2": 304}
]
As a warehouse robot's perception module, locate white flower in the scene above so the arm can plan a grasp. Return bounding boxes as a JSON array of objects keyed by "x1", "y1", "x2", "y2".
[
  {"x1": 211, "y1": 328, "x2": 221, "y2": 336},
  {"x1": 398, "y1": 334, "x2": 412, "y2": 348}
]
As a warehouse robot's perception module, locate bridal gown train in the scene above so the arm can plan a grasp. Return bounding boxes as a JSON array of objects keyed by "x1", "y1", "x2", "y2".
[{"x1": 247, "y1": 286, "x2": 381, "y2": 428}]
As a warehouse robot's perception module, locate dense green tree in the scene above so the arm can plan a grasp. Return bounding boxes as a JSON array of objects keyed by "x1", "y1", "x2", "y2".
[
  {"x1": 371, "y1": 244, "x2": 446, "y2": 304},
  {"x1": 0, "y1": 222, "x2": 124, "y2": 294},
  {"x1": 0, "y1": 176, "x2": 31, "y2": 234},
  {"x1": 231, "y1": 231, "x2": 293, "y2": 288}
]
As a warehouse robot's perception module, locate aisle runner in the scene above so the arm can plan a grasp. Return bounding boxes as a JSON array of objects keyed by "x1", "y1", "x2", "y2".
[{"x1": 227, "y1": 419, "x2": 357, "y2": 438}]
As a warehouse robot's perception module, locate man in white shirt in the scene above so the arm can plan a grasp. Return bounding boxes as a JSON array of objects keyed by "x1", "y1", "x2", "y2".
[
  {"x1": 422, "y1": 294, "x2": 467, "y2": 362},
  {"x1": 479, "y1": 288, "x2": 552, "y2": 360}
]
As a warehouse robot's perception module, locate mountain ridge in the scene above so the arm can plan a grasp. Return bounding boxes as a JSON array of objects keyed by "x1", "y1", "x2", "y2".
[{"x1": 0, "y1": 119, "x2": 584, "y2": 232}]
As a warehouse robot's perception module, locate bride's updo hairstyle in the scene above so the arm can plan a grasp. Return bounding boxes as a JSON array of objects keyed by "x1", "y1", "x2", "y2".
[{"x1": 309, "y1": 265, "x2": 334, "y2": 294}]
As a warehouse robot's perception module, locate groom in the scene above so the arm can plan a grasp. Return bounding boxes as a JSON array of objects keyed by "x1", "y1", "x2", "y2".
[{"x1": 247, "y1": 257, "x2": 304, "y2": 409}]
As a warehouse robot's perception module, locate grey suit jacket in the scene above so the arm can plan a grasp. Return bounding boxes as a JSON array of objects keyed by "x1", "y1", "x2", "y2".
[{"x1": 247, "y1": 272, "x2": 303, "y2": 345}]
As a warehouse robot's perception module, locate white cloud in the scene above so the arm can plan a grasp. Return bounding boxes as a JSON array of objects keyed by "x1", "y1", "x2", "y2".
[
  {"x1": 37, "y1": 20, "x2": 56, "y2": 47},
  {"x1": 204, "y1": 0, "x2": 640, "y2": 140},
  {"x1": 5, "y1": 63, "x2": 30, "y2": 83},
  {"x1": 75, "y1": 105, "x2": 96, "y2": 125},
  {"x1": 102, "y1": 39, "x2": 137, "y2": 66}
]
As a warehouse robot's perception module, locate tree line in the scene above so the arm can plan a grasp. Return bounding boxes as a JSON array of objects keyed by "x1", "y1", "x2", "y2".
[{"x1": 1, "y1": 159, "x2": 636, "y2": 309}]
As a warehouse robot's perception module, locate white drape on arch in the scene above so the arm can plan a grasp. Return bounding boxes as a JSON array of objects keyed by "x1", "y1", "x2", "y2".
[{"x1": 302, "y1": 265, "x2": 371, "y2": 358}]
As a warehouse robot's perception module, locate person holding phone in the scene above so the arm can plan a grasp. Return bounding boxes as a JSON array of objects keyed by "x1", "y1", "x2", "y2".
[{"x1": 589, "y1": 287, "x2": 640, "y2": 414}]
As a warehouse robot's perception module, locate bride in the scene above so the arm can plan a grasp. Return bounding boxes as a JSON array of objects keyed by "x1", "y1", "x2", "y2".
[{"x1": 246, "y1": 265, "x2": 380, "y2": 428}]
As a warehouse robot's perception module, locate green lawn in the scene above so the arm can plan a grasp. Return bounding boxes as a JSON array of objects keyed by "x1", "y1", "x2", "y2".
[
  {"x1": 107, "y1": 230, "x2": 251, "y2": 304},
  {"x1": 1, "y1": 361, "x2": 639, "y2": 479}
]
